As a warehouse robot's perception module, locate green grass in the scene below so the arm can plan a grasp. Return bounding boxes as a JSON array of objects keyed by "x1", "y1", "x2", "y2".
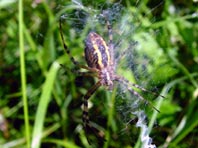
[
  {"x1": 0, "y1": 0, "x2": 198, "y2": 148},
  {"x1": 19, "y1": 0, "x2": 30, "y2": 147}
]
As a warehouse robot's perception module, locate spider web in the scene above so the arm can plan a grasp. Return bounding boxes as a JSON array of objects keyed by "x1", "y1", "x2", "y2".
[{"x1": 59, "y1": 0, "x2": 165, "y2": 147}]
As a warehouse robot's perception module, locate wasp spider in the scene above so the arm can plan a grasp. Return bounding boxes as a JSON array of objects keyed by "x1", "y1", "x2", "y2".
[{"x1": 59, "y1": 11, "x2": 163, "y2": 144}]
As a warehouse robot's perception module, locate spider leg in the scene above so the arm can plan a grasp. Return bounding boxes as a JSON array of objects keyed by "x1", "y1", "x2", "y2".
[
  {"x1": 115, "y1": 41, "x2": 138, "y2": 64},
  {"x1": 59, "y1": 18, "x2": 97, "y2": 72},
  {"x1": 60, "y1": 64, "x2": 98, "y2": 78},
  {"x1": 75, "y1": 71, "x2": 98, "y2": 77},
  {"x1": 82, "y1": 81, "x2": 105, "y2": 144},
  {"x1": 115, "y1": 77, "x2": 160, "y2": 112},
  {"x1": 115, "y1": 47, "x2": 128, "y2": 63},
  {"x1": 115, "y1": 76, "x2": 165, "y2": 98}
]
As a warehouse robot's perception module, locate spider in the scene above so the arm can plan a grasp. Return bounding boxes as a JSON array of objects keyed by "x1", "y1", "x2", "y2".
[{"x1": 59, "y1": 11, "x2": 163, "y2": 144}]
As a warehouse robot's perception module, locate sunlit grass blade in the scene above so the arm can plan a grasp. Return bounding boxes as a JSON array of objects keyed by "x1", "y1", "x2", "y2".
[
  {"x1": 19, "y1": 0, "x2": 30, "y2": 147},
  {"x1": 43, "y1": 139, "x2": 81, "y2": 148},
  {"x1": 31, "y1": 62, "x2": 60, "y2": 148}
]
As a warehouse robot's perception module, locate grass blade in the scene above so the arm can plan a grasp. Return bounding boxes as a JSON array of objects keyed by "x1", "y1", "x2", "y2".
[
  {"x1": 19, "y1": 0, "x2": 30, "y2": 147},
  {"x1": 31, "y1": 62, "x2": 60, "y2": 148}
]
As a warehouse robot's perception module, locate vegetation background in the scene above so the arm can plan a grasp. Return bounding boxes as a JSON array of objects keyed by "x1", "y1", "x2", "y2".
[{"x1": 0, "y1": 0, "x2": 198, "y2": 147}]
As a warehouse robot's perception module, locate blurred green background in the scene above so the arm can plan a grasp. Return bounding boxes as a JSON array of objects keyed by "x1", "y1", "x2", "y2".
[{"x1": 0, "y1": 0, "x2": 198, "y2": 147}]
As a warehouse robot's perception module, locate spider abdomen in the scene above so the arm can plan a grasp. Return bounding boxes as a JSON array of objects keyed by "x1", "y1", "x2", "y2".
[{"x1": 85, "y1": 32, "x2": 110, "y2": 70}]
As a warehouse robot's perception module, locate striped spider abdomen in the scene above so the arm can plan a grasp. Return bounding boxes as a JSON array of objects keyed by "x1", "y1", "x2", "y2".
[{"x1": 85, "y1": 32, "x2": 111, "y2": 70}]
